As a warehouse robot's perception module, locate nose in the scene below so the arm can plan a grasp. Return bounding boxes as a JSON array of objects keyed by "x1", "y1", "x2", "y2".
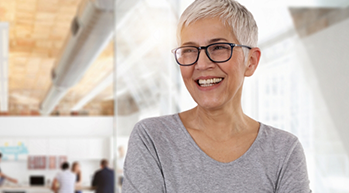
[{"x1": 195, "y1": 49, "x2": 215, "y2": 70}]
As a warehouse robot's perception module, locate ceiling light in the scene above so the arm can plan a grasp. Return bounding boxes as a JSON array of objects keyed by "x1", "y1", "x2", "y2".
[{"x1": 40, "y1": 0, "x2": 115, "y2": 115}]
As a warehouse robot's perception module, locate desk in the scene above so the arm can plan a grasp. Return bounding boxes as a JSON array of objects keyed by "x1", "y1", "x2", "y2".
[
  {"x1": 0, "y1": 186, "x2": 50, "y2": 193},
  {"x1": 0, "y1": 185, "x2": 94, "y2": 193}
]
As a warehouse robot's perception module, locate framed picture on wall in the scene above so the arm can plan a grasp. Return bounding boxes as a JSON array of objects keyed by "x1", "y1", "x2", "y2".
[
  {"x1": 28, "y1": 156, "x2": 46, "y2": 169},
  {"x1": 58, "y1": 156, "x2": 67, "y2": 168},
  {"x1": 49, "y1": 156, "x2": 56, "y2": 169}
]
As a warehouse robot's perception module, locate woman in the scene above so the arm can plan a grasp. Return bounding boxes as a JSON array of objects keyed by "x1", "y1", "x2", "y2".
[
  {"x1": 71, "y1": 162, "x2": 82, "y2": 193},
  {"x1": 123, "y1": 0, "x2": 311, "y2": 192}
]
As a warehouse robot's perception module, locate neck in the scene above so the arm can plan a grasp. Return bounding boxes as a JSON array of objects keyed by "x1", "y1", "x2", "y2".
[{"x1": 181, "y1": 96, "x2": 256, "y2": 141}]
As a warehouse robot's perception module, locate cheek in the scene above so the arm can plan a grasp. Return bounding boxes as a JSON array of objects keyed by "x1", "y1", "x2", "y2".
[
  {"x1": 180, "y1": 66, "x2": 194, "y2": 82},
  {"x1": 223, "y1": 57, "x2": 246, "y2": 76},
  {"x1": 220, "y1": 62, "x2": 246, "y2": 88}
]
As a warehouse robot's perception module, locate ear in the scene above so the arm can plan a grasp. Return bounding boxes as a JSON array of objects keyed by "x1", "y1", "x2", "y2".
[{"x1": 244, "y1": 47, "x2": 261, "y2": 77}]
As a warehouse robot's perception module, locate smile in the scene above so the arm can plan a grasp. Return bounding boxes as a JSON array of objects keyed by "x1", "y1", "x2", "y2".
[{"x1": 197, "y1": 78, "x2": 223, "y2": 87}]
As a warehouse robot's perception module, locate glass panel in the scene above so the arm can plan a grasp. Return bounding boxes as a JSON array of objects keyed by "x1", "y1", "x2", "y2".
[
  {"x1": 0, "y1": 1, "x2": 116, "y2": 191},
  {"x1": 114, "y1": 0, "x2": 184, "y2": 191},
  {"x1": 241, "y1": 7, "x2": 349, "y2": 192},
  {"x1": 114, "y1": 0, "x2": 349, "y2": 192}
]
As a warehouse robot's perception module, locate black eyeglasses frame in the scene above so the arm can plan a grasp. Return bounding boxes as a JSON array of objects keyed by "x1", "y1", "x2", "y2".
[{"x1": 172, "y1": 42, "x2": 252, "y2": 66}]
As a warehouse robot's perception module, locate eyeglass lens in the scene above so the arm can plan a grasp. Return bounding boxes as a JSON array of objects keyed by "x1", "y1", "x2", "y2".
[{"x1": 175, "y1": 43, "x2": 232, "y2": 66}]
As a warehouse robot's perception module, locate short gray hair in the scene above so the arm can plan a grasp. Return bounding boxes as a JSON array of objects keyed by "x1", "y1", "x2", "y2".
[{"x1": 177, "y1": 0, "x2": 258, "y2": 59}]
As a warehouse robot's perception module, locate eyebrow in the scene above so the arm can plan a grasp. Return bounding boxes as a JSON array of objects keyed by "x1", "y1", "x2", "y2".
[
  {"x1": 208, "y1": 38, "x2": 229, "y2": 43},
  {"x1": 181, "y1": 38, "x2": 229, "y2": 46},
  {"x1": 181, "y1": 41, "x2": 197, "y2": 46}
]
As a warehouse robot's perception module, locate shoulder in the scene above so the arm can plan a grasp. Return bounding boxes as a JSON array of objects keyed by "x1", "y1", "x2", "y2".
[
  {"x1": 131, "y1": 114, "x2": 181, "y2": 141},
  {"x1": 259, "y1": 123, "x2": 298, "y2": 142},
  {"x1": 95, "y1": 168, "x2": 114, "y2": 179},
  {"x1": 94, "y1": 169, "x2": 102, "y2": 175},
  {"x1": 61, "y1": 171, "x2": 75, "y2": 178},
  {"x1": 127, "y1": 114, "x2": 185, "y2": 161},
  {"x1": 56, "y1": 171, "x2": 72, "y2": 180},
  {"x1": 56, "y1": 171, "x2": 66, "y2": 177},
  {"x1": 105, "y1": 168, "x2": 114, "y2": 173},
  {"x1": 257, "y1": 123, "x2": 302, "y2": 156},
  {"x1": 55, "y1": 171, "x2": 62, "y2": 179},
  {"x1": 251, "y1": 123, "x2": 307, "y2": 172},
  {"x1": 107, "y1": 168, "x2": 115, "y2": 176},
  {"x1": 134, "y1": 114, "x2": 180, "y2": 132}
]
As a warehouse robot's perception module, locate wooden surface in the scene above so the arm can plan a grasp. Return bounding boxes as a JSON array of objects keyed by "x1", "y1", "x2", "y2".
[
  {"x1": 0, "y1": 0, "x2": 114, "y2": 115},
  {"x1": 0, "y1": 185, "x2": 94, "y2": 191}
]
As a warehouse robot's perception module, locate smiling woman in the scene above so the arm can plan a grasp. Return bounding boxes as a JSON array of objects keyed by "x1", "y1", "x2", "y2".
[
  {"x1": 178, "y1": 17, "x2": 259, "y2": 112},
  {"x1": 122, "y1": 0, "x2": 311, "y2": 192}
]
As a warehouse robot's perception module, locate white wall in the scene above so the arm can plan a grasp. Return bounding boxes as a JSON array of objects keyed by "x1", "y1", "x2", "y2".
[
  {"x1": 292, "y1": 17, "x2": 349, "y2": 192},
  {"x1": 301, "y1": 18, "x2": 349, "y2": 156},
  {"x1": 0, "y1": 117, "x2": 113, "y2": 137},
  {"x1": 0, "y1": 117, "x2": 113, "y2": 185}
]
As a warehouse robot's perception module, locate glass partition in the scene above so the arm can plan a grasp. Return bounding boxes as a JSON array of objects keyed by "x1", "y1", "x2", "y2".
[
  {"x1": 114, "y1": 0, "x2": 182, "y2": 191},
  {"x1": 1, "y1": 0, "x2": 346, "y2": 192},
  {"x1": 0, "y1": 0, "x2": 115, "y2": 192},
  {"x1": 114, "y1": 1, "x2": 349, "y2": 192}
]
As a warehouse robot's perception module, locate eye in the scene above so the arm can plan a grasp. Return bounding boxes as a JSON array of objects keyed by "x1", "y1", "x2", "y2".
[
  {"x1": 178, "y1": 47, "x2": 198, "y2": 55},
  {"x1": 182, "y1": 48, "x2": 196, "y2": 53},
  {"x1": 212, "y1": 45, "x2": 230, "y2": 51}
]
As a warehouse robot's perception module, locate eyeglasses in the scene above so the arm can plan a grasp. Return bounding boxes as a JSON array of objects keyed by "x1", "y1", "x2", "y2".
[{"x1": 172, "y1": 42, "x2": 251, "y2": 66}]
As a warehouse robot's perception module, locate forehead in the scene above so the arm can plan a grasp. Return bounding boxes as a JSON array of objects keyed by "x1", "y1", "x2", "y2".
[{"x1": 180, "y1": 17, "x2": 237, "y2": 45}]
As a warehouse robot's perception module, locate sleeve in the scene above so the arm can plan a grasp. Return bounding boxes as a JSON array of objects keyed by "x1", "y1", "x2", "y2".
[
  {"x1": 91, "y1": 172, "x2": 97, "y2": 187},
  {"x1": 122, "y1": 122, "x2": 166, "y2": 193},
  {"x1": 275, "y1": 139, "x2": 312, "y2": 193}
]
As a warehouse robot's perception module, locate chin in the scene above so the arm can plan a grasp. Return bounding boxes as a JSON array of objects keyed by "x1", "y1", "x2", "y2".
[{"x1": 196, "y1": 99, "x2": 225, "y2": 111}]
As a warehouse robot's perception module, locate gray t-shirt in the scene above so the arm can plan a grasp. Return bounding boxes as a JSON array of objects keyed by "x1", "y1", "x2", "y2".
[{"x1": 123, "y1": 114, "x2": 311, "y2": 193}]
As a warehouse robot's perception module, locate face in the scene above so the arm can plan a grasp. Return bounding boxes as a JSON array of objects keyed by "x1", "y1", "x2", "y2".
[
  {"x1": 74, "y1": 163, "x2": 80, "y2": 171},
  {"x1": 180, "y1": 17, "x2": 257, "y2": 110}
]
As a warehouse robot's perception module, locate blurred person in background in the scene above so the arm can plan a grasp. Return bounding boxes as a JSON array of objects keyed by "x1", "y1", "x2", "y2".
[
  {"x1": 51, "y1": 161, "x2": 75, "y2": 193},
  {"x1": 0, "y1": 152, "x2": 18, "y2": 185},
  {"x1": 71, "y1": 161, "x2": 82, "y2": 193},
  {"x1": 91, "y1": 159, "x2": 114, "y2": 193},
  {"x1": 122, "y1": 0, "x2": 311, "y2": 192}
]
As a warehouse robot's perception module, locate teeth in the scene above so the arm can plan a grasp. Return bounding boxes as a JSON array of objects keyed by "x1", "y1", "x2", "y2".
[
  {"x1": 198, "y1": 78, "x2": 223, "y2": 86},
  {"x1": 201, "y1": 84, "x2": 214, "y2": 87}
]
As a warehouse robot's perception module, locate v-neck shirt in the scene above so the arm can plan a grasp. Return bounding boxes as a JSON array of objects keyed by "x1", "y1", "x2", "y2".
[{"x1": 123, "y1": 114, "x2": 311, "y2": 193}]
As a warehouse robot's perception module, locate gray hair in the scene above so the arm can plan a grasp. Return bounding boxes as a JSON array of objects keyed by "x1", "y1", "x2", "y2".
[{"x1": 177, "y1": 0, "x2": 258, "y2": 61}]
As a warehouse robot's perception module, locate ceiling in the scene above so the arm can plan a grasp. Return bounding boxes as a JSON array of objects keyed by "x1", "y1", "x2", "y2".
[
  {"x1": 0, "y1": 0, "x2": 114, "y2": 115},
  {"x1": 0, "y1": 0, "x2": 179, "y2": 116}
]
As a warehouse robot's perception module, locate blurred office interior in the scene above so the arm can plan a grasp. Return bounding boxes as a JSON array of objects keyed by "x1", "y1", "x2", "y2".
[{"x1": 0, "y1": 0, "x2": 348, "y2": 192}]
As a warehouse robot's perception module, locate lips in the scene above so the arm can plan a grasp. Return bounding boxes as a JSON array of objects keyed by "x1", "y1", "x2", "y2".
[{"x1": 196, "y1": 77, "x2": 224, "y2": 87}]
